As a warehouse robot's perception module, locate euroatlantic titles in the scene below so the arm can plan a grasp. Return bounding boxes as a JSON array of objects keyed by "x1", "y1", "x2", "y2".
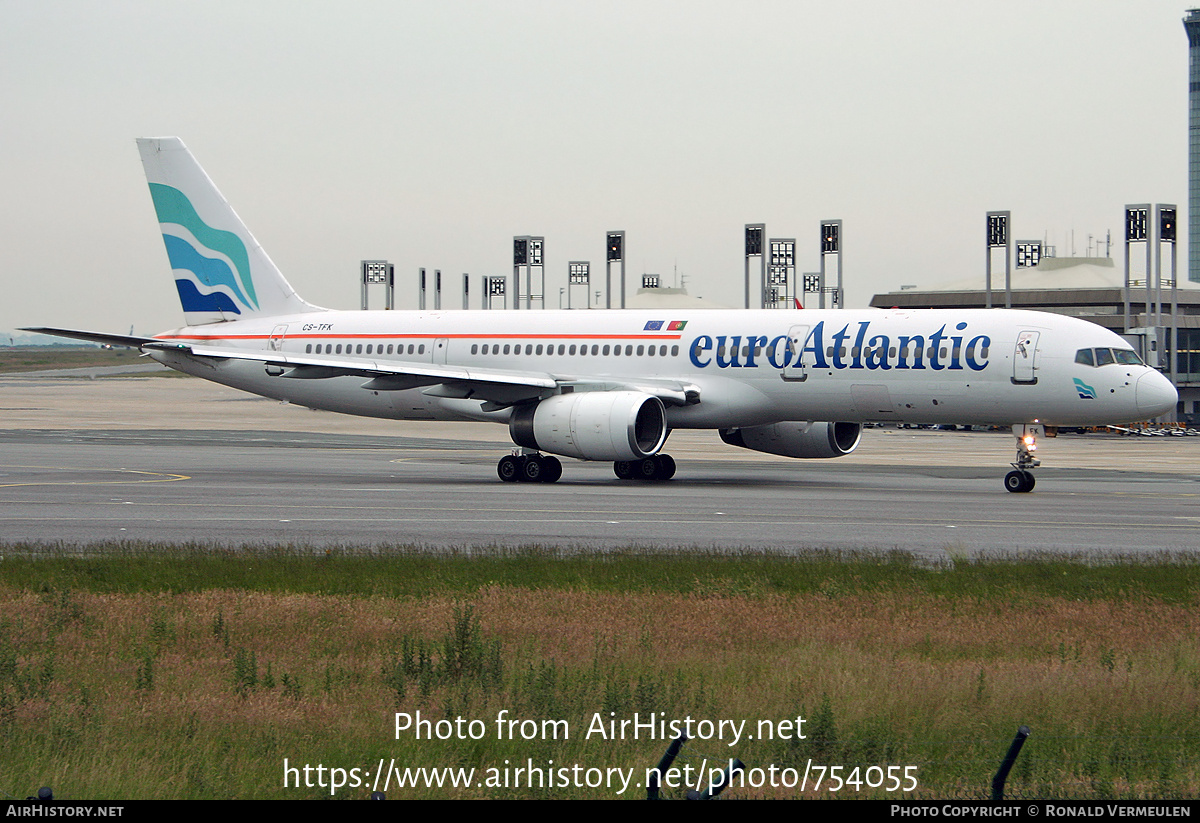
[{"x1": 687, "y1": 320, "x2": 992, "y2": 372}]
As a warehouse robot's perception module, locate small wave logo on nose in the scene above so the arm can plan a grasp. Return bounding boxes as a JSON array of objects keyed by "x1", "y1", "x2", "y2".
[{"x1": 1073, "y1": 378, "x2": 1097, "y2": 400}]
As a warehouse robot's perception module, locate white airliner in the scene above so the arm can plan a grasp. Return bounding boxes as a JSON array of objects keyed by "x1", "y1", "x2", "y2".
[{"x1": 26, "y1": 138, "x2": 1178, "y2": 492}]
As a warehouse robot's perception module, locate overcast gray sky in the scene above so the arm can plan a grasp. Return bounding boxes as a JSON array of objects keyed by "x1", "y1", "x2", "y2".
[{"x1": 1, "y1": 0, "x2": 1193, "y2": 336}]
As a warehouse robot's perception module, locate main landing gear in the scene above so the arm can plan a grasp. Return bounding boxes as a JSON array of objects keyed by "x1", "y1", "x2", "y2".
[
  {"x1": 497, "y1": 451, "x2": 562, "y2": 483},
  {"x1": 614, "y1": 454, "x2": 676, "y2": 482},
  {"x1": 1004, "y1": 423, "x2": 1042, "y2": 493},
  {"x1": 496, "y1": 451, "x2": 678, "y2": 483}
]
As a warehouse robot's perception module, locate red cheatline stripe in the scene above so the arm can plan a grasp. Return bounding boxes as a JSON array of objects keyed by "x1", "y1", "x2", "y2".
[{"x1": 159, "y1": 333, "x2": 683, "y2": 342}]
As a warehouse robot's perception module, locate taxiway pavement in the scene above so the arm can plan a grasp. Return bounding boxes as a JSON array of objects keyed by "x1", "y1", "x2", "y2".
[{"x1": 2, "y1": 374, "x2": 1197, "y2": 558}]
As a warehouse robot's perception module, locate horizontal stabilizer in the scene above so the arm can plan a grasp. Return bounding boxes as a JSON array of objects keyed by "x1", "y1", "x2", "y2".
[{"x1": 19, "y1": 327, "x2": 159, "y2": 349}]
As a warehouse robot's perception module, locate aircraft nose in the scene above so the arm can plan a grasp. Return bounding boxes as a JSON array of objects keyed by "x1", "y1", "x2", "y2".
[{"x1": 1135, "y1": 371, "x2": 1178, "y2": 417}]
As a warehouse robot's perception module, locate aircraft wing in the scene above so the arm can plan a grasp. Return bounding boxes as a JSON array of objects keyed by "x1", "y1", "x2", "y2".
[
  {"x1": 145, "y1": 340, "x2": 700, "y2": 408},
  {"x1": 25, "y1": 327, "x2": 700, "y2": 407}
]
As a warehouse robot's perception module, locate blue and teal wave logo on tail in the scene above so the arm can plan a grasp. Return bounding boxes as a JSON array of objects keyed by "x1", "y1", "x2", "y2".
[
  {"x1": 1073, "y1": 378, "x2": 1097, "y2": 400},
  {"x1": 148, "y1": 183, "x2": 258, "y2": 315}
]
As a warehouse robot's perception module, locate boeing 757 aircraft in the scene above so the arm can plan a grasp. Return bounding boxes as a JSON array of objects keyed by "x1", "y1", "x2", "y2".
[{"x1": 26, "y1": 138, "x2": 1178, "y2": 492}]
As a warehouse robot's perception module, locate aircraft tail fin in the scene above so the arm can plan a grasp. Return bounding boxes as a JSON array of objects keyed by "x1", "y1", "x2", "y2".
[{"x1": 136, "y1": 137, "x2": 322, "y2": 325}]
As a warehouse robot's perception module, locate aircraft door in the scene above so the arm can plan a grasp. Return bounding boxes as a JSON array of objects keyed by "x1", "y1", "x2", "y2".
[
  {"x1": 1012, "y1": 330, "x2": 1039, "y2": 384},
  {"x1": 432, "y1": 338, "x2": 449, "y2": 365},
  {"x1": 781, "y1": 325, "x2": 810, "y2": 382},
  {"x1": 269, "y1": 324, "x2": 288, "y2": 352}
]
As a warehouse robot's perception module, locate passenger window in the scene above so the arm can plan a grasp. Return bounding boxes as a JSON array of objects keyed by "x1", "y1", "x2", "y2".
[
  {"x1": 592, "y1": 345, "x2": 599, "y2": 356},
  {"x1": 671, "y1": 346, "x2": 678, "y2": 356},
  {"x1": 305, "y1": 344, "x2": 312, "y2": 353},
  {"x1": 637, "y1": 345, "x2": 644, "y2": 356},
  {"x1": 603, "y1": 345, "x2": 611, "y2": 356},
  {"x1": 419, "y1": 345, "x2": 425, "y2": 355},
  {"x1": 471, "y1": 344, "x2": 478, "y2": 354},
  {"x1": 356, "y1": 344, "x2": 363, "y2": 354},
  {"x1": 1075, "y1": 349, "x2": 1094, "y2": 367},
  {"x1": 336, "y1": 344, "x2": 343, "y2": 354},
  {"x1": 504, "y1": 344, "x2": 511, "y2": 355},
  {"x1": 569, "y1": 345, "x2": 577, "y2": 355}
]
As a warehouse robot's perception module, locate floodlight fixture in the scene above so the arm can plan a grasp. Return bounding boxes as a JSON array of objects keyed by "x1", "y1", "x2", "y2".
[
  {"x1": 567, "y1": 261, "x2": 590, "y2": 309},
  {"x1": 987, "y1": 213, "x2": 1008, "y2": 248},
  {"x1": 606, "y1": 232, "x2": 624, "y2": 262},
  {"x1": 820, "y1": 222, "x2": 840, "y2": 254},
  {"x1": 745, "y1": 224, "x2": 764, "y2": 256},
  {"x1": 1015, "y1": 242, "x2": 1042, "y2": 269},
  {"x1": 985, "y1": 211, "x2": 1012, "y2": 308},
  {"x1": 744, "y1": 223, "x2": 765, "y2": 308},
  {"x1": 605, "y1": 231, "x2": 626, "y2": 308},
  {"x1": 818, "y1": 220, "x2": 843, "y2": 309},
  {"x1": 1160, "y1": 207, "x2": 1177, "y2": 243},
  {"x1": 360, "y1": 259, "x2": 394, "y2": 310},
  {"x1": 1126, "y1": 207, "x2": 1148, "y2": 242}
]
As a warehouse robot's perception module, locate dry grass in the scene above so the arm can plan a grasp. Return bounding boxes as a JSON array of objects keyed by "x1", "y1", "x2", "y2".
[{"x1": 2, "y1": 580, "x2": 1198, "y2": 799}]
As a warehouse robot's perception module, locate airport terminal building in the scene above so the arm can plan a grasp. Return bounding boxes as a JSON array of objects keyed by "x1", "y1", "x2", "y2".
[{"x1": 870, "y1": 256, "x2": 1200, "y2": 424}]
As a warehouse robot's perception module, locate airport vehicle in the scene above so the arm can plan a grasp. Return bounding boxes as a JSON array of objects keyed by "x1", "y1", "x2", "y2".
[{"x1": 26, "y1": 138, "x2": 1179, "y2": 492}]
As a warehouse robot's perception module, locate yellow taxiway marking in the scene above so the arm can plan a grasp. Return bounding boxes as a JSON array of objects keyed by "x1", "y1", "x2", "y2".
[{"x1": 0, "y1": 466, "x2": 191, "y2": 487}]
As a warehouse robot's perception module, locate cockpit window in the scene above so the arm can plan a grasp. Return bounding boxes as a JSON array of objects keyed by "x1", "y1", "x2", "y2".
[{"x1": 1078, "y1": 347, "x2": 1144, "y2": 368}]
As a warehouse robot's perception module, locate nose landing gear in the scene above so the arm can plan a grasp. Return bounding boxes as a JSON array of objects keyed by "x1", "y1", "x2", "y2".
[{"x1": 1004, "y1": 424, "x2": 1042, "y2": 493}]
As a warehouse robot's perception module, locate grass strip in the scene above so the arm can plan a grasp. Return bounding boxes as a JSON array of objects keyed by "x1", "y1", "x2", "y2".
[{"x1": 1, "y1": 544, "x2": 1197, "y2": 799}]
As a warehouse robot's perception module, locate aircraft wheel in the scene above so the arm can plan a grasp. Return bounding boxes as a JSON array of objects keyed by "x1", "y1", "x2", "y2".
[
  {"x1": 1004, "y1": 470, "x2": 1034, "y2": 493},
  {"x1": 520, "y1": 456, "x2": 544, "y2": 483},
  {"x1": 498, "y1": 455, "x2": 522, "y2": 482},
  {"x1": 656, "y1": 454, "x2": 676, "y2": 480},
  {"x1": 540, "y1": 456, "x2": 562, "y2": 483},
  {"x1": 636, "y1": 457, "x2": 660, "y2": 480},
  {"x1": 614, "y1": 461, "x2": 634, "y2": 480}
]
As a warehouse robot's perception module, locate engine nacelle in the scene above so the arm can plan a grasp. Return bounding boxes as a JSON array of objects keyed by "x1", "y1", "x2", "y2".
[
  {"x1": 719, "y1": 421, "x2": 862, "y2": 459},
  {"x1": 510, "y1": 391, "x2": 667, "y2": 461}
]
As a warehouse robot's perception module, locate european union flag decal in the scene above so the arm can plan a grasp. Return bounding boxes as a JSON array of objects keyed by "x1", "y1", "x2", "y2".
[{"x1": 644, "y1": 320, "x2": 664, "y2": 331}]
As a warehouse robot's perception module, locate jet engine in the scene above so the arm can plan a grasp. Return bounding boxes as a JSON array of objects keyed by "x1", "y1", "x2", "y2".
[
  {"x1": 719, "y1": 421, "x2": 862, "y2": 459},
  {"x1": 509, "y1": 391, "x2": 667, "y2": 461}
]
